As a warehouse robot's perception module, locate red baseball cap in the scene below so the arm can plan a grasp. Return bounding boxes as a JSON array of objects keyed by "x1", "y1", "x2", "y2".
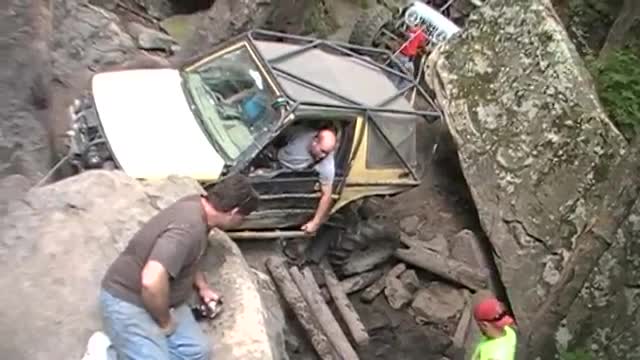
[{"x1": 473, "y1": 297, "x2": 514, "y2": 329}]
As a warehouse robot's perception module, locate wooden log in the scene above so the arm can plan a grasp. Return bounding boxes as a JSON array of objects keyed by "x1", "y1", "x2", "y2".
[
  {"x1": 340, "y1": 246, "x2": 394, "y2": 276},
  {"x1": 265, "y1": 257, "x2": 339, "y2": 360},
  {"x1": 340, "y1": 268, "x2": 385, "y2": 294},
  {"x1": 360, "y1": 263, "x2": 406, "y2": 303},
  {"x1": 446, "y1": 292, "x2": 473, "y2": 359},
  {"x1": 290, "y1": 266, "x2": 360, "y2": 360},
  {"x1": 453, "y1": 296, "x2": 473, "y2": 348},
  {"x1": 321, "y1": 262, "x2": 370, "y2": 346},
  {"x1": 394, "y1": 247, "x2": 488, "y2": 290}
]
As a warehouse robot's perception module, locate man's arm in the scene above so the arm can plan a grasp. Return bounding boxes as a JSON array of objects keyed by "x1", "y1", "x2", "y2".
[
  {"x1": 302, "y1": 155, "x2": 335, "y2": 233},
  {"x1": 313, "y1": 183, "x2": 333, "y2": 223},
  {"x1": 141, "y1": 260, "x2": 172, "y2": 327},
  {"x1": 141, "y1": 226, "x2": 193, "y2": 329},
  {"x1": 302, "y1": 183, "x2": 333, "y2": 234}
]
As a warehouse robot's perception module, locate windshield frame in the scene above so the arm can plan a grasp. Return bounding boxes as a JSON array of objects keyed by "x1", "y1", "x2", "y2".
[
  {"x1": 180, "y1": 72, "x2": 232, "y2": 163},
  {"x1": 180, "y1": 42, "x2": 284, "y2": 167}
]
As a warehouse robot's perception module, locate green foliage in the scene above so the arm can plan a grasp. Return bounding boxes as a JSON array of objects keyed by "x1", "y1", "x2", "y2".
[
  {"x1": 558, "y1": 349, "x2": 594, "y2": 360},
  {"x1": 587, "y1": 49, "x2": 640, "y2": 141}
]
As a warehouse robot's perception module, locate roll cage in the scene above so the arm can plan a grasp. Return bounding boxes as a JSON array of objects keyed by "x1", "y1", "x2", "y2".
[{"x1": 182, "y1": 29, "x2": 442, "y2": 185}]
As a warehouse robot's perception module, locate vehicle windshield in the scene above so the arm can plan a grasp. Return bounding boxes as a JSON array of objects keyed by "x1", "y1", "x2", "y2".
[{"x1": 182, "y1": 45, "x2": 280, "y2": 163}]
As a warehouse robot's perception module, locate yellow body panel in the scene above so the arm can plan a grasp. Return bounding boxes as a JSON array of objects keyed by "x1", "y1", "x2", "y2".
[{"x1": 331, "y1": 116, "x2": 419, "y2": 213}]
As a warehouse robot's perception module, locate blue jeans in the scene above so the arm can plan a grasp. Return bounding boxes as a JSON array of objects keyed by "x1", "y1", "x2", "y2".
[{"x1": 99, "y1": 289, "x2": 210, "y2": 360}]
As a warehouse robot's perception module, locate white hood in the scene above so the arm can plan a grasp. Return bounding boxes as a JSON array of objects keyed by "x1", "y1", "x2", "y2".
[{"x1": 91, "y1": 69, "x2": 225, "y2": 181}]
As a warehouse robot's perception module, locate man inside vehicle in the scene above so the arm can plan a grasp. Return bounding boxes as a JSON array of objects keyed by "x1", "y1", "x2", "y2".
[{"x1": 275, "y1": 125, "x2": 338, "y2": 234}]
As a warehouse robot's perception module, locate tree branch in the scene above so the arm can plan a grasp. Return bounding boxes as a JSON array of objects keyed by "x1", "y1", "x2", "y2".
[{"x1": 599, "y1": 0, "x2": 640, "y2": 60}]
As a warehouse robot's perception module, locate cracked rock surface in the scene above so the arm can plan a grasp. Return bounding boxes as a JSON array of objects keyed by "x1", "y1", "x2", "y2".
[{"x1": 427, "y1": 0, "x2": 638, "y2": 358}]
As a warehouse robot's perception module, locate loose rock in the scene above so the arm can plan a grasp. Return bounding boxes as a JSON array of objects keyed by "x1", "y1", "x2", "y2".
[
  {"x1": 449, "y1": 229, "x2": 481, "y2": 268},
  {"x1": 384, "y1": 277, "x2": 414, "y2": 310},
  {"x1": 399, "y1": 269, "x2": 421, "y2": 293},
  {"x1": 424, "y1": 233, "x2": 450, "y2": 256},
  {"x1": 126, "y1": 22, "x2": 178, "y2": 52},
  {"x1": 399, "y1": 215, "x2": 421, "y2": 235},
  {"x1": 410, "y1": 283, "x2": 465, "y2": 326}
]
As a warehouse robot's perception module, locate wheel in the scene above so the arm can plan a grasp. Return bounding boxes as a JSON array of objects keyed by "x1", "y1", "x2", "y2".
[
  {"x1": 348, "y1": 4, "x2": 394, "y2": 48},
  {"x1": 327, "y1": 217, "x2": 401, "y2": 267}
]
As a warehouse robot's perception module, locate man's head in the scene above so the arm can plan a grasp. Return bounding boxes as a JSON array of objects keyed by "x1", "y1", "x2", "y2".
[
  {"x1": 309, "y1": 128, "x2": 337, "y2": 161},
  {"x1": 472, "y1": 293, "x2": 514, "y2": 338},
  {"x1": 201, "y1": 174, "x2": 259, "y2": 229}
]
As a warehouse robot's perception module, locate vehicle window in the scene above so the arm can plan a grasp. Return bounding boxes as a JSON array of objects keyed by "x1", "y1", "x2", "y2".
[
  {"x1": 182, "y1": 45, "x2": 279, "y2": 162},
  {"x1": 365, "y1": 115, "x2": 417, "y2": 170}
]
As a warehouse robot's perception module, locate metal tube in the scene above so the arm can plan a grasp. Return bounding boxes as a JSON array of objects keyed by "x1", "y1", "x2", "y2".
[
  {"x1": 267, "y1": 40, "x2": 323, "y2": 63},
  {"x1": 322, "y1": 41, "x2": 414, "y2": 82},
  {"x1": 296, "y1": 101, "x2": 441, "y2": 118},
  {"x1": 228, "y1": 230, "x2": 313, "y2": 240},
  {"x1": 376, "y1": 83, "x2": 414, "y2": 107},
  {"x1": 250, "y1": 29, "x2": 392, "y2": 56}
]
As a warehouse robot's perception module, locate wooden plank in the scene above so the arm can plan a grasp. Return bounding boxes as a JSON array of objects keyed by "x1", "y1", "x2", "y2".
[
  {"x1": 394, "y1": 247, "x2": 488, "y2": 290},
  {"x1": 340, "y1": 268, "x2": 385, "y2": 294},
  {"x1": 265, "y1": 257, "x2": 339, "y2": 360},
  {"x1": 321, "y1": 262, "x2": 370, "y2": 346},
  {"x1": 290, "y1": 266, "x2": 360, "y2": 360},
  {"x1": 340, "y1": 246, "x2": 394, "y2": 276}
]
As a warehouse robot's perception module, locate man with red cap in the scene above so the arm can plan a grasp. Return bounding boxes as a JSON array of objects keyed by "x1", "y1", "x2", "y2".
[{"x1": 470, "y1": 294, "x2": 517, "y2": 360}]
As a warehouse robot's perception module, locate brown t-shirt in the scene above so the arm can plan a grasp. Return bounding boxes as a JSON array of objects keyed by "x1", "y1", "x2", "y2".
[{"x1": 101, "y1": 194, "x2": 209, "y2": 308}]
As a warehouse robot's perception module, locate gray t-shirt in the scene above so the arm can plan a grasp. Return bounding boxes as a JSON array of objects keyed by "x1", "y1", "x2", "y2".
[
  {"x1": 276, "y1": 126, "x2": 335, "y2": 185},
  {"x1": 101, "y1": 195, "x2": 208, "y2": 308}
]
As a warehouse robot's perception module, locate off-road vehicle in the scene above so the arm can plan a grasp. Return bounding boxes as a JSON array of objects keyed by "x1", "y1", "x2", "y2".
[
  {"x1": 349, "y1": 0, "x2": 464, "y2": 52},
  {"x1": 62, "y1": 30, "x2": 441, "y2": 262}
]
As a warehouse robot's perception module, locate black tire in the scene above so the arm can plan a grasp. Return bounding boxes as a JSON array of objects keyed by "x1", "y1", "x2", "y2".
[{"x1": 348, "y1": 5, "x2": 393, "y2": 48}]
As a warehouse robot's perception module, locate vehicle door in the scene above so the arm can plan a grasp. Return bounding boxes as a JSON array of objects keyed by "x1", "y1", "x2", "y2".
[{"x1": 241, "y1": 117, "x2": 357, "y2": 230}]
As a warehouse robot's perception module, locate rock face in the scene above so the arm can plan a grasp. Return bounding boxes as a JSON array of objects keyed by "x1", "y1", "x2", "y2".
[
  {"x1": 560, "y1": 199, "x2": 640, "y2": 359},
  {"x1": 0, "y1": 0, "x2": 53, "y2": 182},
  {"x1": 0, "y1": 171, "x2": 285, "y2": 360},
  {"x1": 49, "y1": 0, "x2": 167, "y2": 154},
  {"x1": 426, "y1": 0, "x2": 640, "y2": 357}
]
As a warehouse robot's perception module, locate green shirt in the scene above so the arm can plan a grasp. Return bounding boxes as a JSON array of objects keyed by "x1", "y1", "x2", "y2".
[{"x1": 471, "y1": 326, "x2": 517, "y2": 360}]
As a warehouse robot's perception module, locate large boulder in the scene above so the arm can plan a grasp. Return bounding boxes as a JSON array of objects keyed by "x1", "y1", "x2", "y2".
[
  {"x1": 426, "y1": 0, "x2": 640, "y2": 357},
  {"x1": 0, "y1": 170, "x2": 286, "y2": 360}
]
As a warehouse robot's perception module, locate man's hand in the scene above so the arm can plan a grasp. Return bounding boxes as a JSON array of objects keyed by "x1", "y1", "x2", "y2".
[
  {"x1": 194, "y1": 271, "x2": 220, "y2": 303},
  {"x1": 198, "y1": 286, "x2": 220, "y2": 304},
  {"x1": 301, "y1": 219, "x2": 320, "y2": 234}
]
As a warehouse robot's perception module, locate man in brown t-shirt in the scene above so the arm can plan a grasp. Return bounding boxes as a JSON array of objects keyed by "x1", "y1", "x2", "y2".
[{"x1": 98, "y1": 174, "x2": 259, "y2": 360}]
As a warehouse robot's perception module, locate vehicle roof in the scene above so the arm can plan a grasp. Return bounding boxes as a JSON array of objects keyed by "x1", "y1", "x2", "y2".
[{"x1": 244, "y1": 30, "x2": 440, "y2": 122}]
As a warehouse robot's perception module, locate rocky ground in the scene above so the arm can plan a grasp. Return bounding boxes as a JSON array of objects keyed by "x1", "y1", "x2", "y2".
[{"x1": 2, "y1": 0, "x2": 639, "y2": 359}]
